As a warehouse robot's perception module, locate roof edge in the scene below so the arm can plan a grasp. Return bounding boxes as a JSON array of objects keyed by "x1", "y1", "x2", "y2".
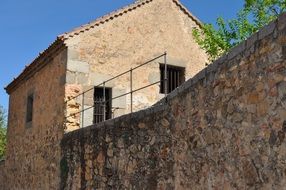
[
  {"x1": 5, "y1": 38, "x2": 66, "y2": 95},
  {"x1": 5, "y1": 0, "x2": 203, "y2": 94},
  {"x1": 60, "y1": 0, "x2": 203, "y2": 40},
  {"x1": 172, "y1": 0, "x2": 203, "y2": 28}
]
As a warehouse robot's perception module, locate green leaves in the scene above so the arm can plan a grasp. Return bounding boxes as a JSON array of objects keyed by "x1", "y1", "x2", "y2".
[
  {"x1": 0, "y1": 106, "x2": 7, "y2": 160},
  {"x1": 193, "y1": 0, "x2": 285, "y2": 62}
]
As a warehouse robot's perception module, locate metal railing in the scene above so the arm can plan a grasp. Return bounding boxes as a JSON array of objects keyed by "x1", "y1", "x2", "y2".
[{"x1": 65, "y1": 52, "x2": 168, "y2": 128}]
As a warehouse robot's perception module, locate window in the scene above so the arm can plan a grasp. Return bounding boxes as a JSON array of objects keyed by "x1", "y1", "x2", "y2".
[
  {"x1": 26, "y1": 93, "x2": 34, "y2": 123},
  {"x1": 160, "y1": 65, "x2": 185, "y2": 94},
  {"x1": 93, "y1": 87, "x2": 112, "y2": 124}
]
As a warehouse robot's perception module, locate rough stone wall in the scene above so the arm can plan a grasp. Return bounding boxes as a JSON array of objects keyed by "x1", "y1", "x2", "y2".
[
  {"x1": 0, "y1": 160, "x2": 4, "y2": 188},
  {"x1": 61, "y1": 13, "x2": 286, "y2": 189},
  {"x1": 1, "y1": 48, "x2": 67, "y2": 190},
  {"x1": 64, "y1": 0, "x2": 208, "y2": 130}
]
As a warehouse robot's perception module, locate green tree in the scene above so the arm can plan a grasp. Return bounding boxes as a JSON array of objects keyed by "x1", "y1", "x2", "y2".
[
  {"x1": 193, "y1": 0, "x2": 286, "y2": 62},
  {"x1": 0, "y1": 106, "x2": 7, "y2": 160}
]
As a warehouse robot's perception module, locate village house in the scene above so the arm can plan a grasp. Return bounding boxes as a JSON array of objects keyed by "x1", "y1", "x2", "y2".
[{"x1": 0, "y1": 0, "x2": 207, "y2": 189}]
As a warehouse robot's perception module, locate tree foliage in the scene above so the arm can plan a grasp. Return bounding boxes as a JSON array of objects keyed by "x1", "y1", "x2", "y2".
[
  {"x1": 0, "y1": 106, "x2": 7, "y2": 160},
  {"x1": 193, "y1": 0, "x2": 286, "y2": 62}
]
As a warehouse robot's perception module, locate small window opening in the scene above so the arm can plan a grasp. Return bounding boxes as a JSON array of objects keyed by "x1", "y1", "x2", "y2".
[
  {"x1": 160, "y1": 65, "x2": 185, "y2": 94},
  {"x1": 93, "y1": 87, "x2": 112, "y2": 124},
  {"x1": 26, "y1": 94, "x2": 34, "y2": 123}
]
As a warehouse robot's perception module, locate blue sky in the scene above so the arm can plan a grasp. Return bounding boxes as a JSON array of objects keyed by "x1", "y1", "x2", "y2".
[{"x1": 0, "y1": 0, "x2": 244, "y2": 110}]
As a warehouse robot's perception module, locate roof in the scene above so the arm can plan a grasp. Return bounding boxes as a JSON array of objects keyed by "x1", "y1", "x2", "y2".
[
  {"x1": 5, "y1": 0, "x2": 203, "y2": 94},
  {"x1": 5, "y1": 38, "x2": 66, "y2": 94},
  {"x1": 59, "y1": 0, "x2": 202, "y2": 39}
]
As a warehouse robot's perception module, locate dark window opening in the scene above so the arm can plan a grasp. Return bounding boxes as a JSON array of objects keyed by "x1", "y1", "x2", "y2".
[
  {"x1": 26, "y1": 94, "x2": 34, "y2": 123},
  {"x1": 160, "y1": 65, "x2": 185, "y2": 94},
  {"x1": 93, "y1": 87, "x2": 112, "y2": 124}
]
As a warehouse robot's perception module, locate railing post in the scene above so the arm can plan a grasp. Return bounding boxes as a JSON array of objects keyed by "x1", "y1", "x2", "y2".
[
  {"x1": 103, "y1": 82, "x2": 106, "y2": 121},
  {"x1": 130, "y1": 68, "x2": 133, "y2": 113},
  {"x1": 82, "y1": 92, "x2": 85, "y2": 128},
  {"x1": 164, "y1": 52, "x2": 168, "y2": 97}
]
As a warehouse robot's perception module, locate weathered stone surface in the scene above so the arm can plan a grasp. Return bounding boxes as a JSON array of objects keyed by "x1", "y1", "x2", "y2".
[
  {"x1": 148, "y1": 72, "x2": 160, "y2": 84},
  {"x1": 67, "y1": 49, "x2": 79, "y2": 60},
  {"x1": 112, "y1": 88, "x2": 127, "y2": 110},
  {"x1": 258, "y1": 20, "x2": 276, "y2": 40},
  {"x1": 3, "y1": 2, "x2": 286, "y2": 190},
  {"x1": 77, "y1": 73, "x2": 89, "y2": 85},
  {"x1": 61, "y1": 13, "x2": 286, "y2": 190},
  {"x1": 66, "y1": 72, "x2": 76, "y2": 84},
  {"x1": 67, "y1": 60, "x2": 89, "y2": 73},
  {"x1": 64, "y1": 0, "x2": 208, "y2": 129},
  {"x1": 1, "y1": 49, "x2": 67, "y2": 190},
  {"x1": 89, "y1": 72, "x2": 114, "y2": 87}
]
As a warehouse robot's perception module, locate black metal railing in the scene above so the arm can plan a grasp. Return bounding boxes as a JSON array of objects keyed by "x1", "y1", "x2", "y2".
[{"x1": 65, "y1": 52, "x2": 168, "y2": 128}]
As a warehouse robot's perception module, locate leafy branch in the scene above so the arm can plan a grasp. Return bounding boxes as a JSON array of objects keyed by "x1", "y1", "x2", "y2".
[{"x1": 193, "y1": 0, "x2": 286, "y2": 62}]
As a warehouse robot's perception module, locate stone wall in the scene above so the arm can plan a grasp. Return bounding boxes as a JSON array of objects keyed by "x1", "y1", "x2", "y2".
[
  {"x1": 61, "y1": 13, "x2": 286, "y2": 189},
  {"x1": 64, "y1": 0, "x2": 208, "y2": 130},
  {"x1": 1, "y1": 48, "x2": 67, "y2": 190},
  {"x1": 0, "y1": 160, "x2": 4, "y2": 187}
]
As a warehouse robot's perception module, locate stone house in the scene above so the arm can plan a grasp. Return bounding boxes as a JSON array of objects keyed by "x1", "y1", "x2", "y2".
[{"x1": 1, "y1": 0, "x2": 207, "y2": 189}]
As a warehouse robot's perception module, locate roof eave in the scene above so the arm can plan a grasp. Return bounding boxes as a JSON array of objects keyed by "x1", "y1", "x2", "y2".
[
  {"x1": 5, "y1": 37, "x2": 66, "y2": 95},
  {"x1": 60, "y1": 0, "x2": 203, "y2": 40},
  {"x1": 172, "y1": 0, "x2": 203, "y2": 28}
]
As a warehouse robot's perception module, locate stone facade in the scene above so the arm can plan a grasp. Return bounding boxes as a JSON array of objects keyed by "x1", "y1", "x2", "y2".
[
  {"x1": 0, "y1": 160, "x2": 4, "y2": 187},
  {"x1": 1, "y1": 0, "x2": 207, "y2": 189},
  {"x1": 61, "y1": 13, "x2": 286, "y2": 189},
  {"x1": 1, "y1": 47, "x2": 67, "y2": 190},
  {"x1": 64, "y1": 0, "x2": 207, "y2": 130}
]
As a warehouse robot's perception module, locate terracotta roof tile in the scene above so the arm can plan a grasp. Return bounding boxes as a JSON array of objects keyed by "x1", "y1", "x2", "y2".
[
  {"x1": 59, "y1": 0, "x2": 202, "y2": 39},
  {"x1": 5, "y1": 38, "x2": 66, "y2": 94},
  {"x1": 5, "y1": 0, "x2": 202, "y2": 94}
]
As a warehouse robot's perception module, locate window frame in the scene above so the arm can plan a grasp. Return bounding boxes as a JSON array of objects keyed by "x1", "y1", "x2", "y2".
[
  {"x1": 160, "y1": 64, "x2": 185, "y2": 94},
  {"x1": 26, "y1": 92, "x2": 34, "y2": 128},
  {"x1": 93, "y1": 87, "x2": 112, "y2": 124}
]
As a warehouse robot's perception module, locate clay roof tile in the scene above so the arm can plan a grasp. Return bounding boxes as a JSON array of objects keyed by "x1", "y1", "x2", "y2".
[{"x1": 5, "y1": 0, "x2": 202, "y2": 94}]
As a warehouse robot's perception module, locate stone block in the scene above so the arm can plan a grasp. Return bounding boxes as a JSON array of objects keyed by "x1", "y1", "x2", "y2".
[
  {"x1": 157, "y1": 93, "x2": 165, "y2": 101},
  {"x1": 89, "y1": 73, "x2": 115, "y2": 87},
  {"x1": 282, "y1": 46, "x2": 286, "y2": 59},
  {"x1": 228, "y1": 41, "x2": 245, "y2": 60},
  {"x1": 83, "y1": 87, "x2": 94, "y2": 99},
  {"x1": 112, "y1": 88, "x2": 126, "y2": 109},
  {"x1": 67, "y1": 60, "x2": 89, "y2": 73},
  {"x1": 83, "y1": 97, "x2": 94, "y2": 106},
  {"x1": 165, "y1": 57, "x2": 187, "y2": 68},
  {"x1": 132, "y1": 109, "x2": 145, "y2": 121},
  {"x1": 81, "y1": 105, "x2": 94, "y2": 128},
  {"x1": 278, "y1": 12, "x2": 286, "y2": 31},
  {"x1": 66, "y1": 72, "x2": 76, "y2": 84},
  {"x1": 77, "y1": 73, "x2": 89, "y2": 85},
  {"x1": 246, "y1": 32, "x2": 258, "y2": 49},
  {"x1": 83, "y1": 85, "x2": 94, "y2": 92},
  {"x1": 112, "y1": 108, "x2": 125, "y2": 118},
  {"x1": 152, "y1": 104, "x2": 167, "y2": 113},
  {"x1": 258, "y1": 20, "x2": 276, "y2": 40},
  {"x1": 68, "y1": 49, "x2": 79, "y2": 60},
  {"x1": 213, "y1": 53, "x2": 227, "y2": 67},
  {"x1": 245, "y1": 46, "x2": 255, "y2": 58},
  {"x1": 148, "y1": 72, "x2": 160, "y2": 84},
  {"x1": 278, "y1": 81, "x2": 286, "y2": 102},
  {"x1": 82, "y1": 87, "x2": 94, "y2": 106},
  {"x1": 183, "y1": 78, "x2": 193, "y2": 91},
  {"x1": 206, "y1": 71, "x2": 215, "y2": 85},
  {"x1": 206, "y1": 62, "x2": 217, "y2": 73},
  {"x1": 104, "y1": 119, "x2": 115, "y2": 127},
  {"x1": 195, "y1": 68, "x2": 206, "y2": 81}
]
